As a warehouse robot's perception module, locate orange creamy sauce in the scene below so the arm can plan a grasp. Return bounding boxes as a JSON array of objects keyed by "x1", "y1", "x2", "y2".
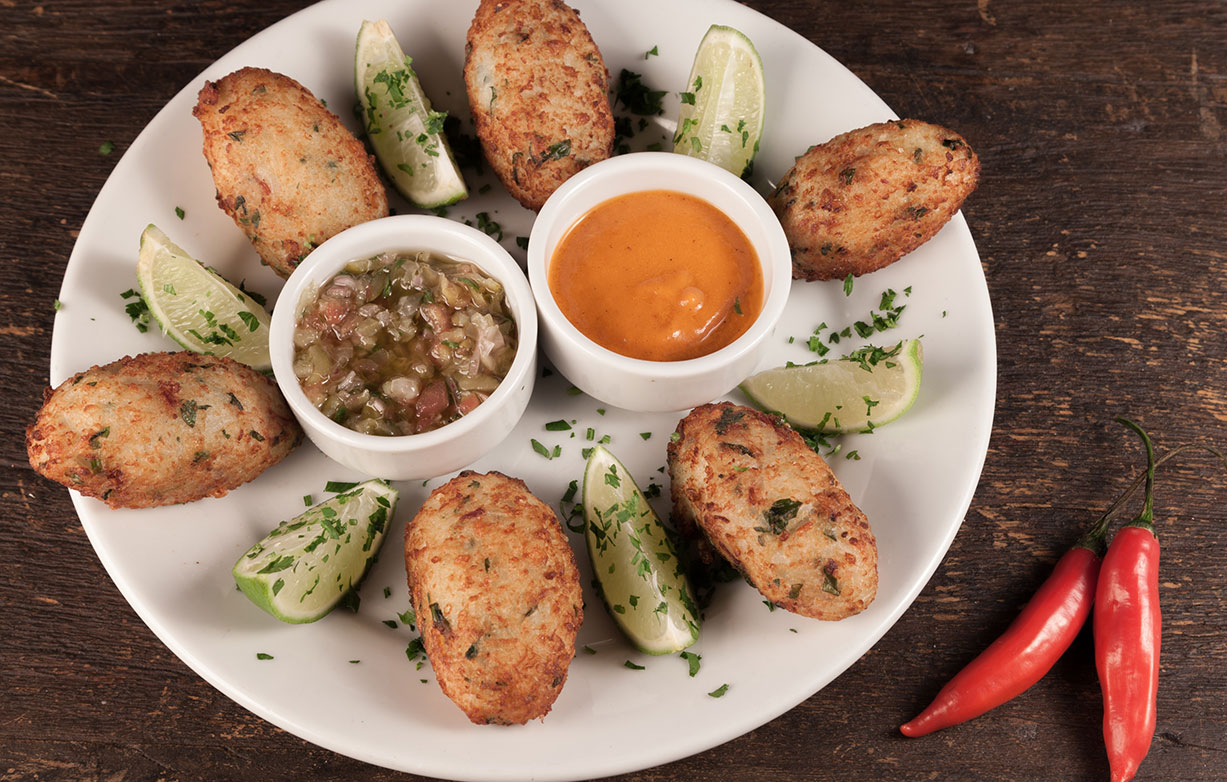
[{"x1": 548, "y1": 190, "x2": 763, "y2": 362}]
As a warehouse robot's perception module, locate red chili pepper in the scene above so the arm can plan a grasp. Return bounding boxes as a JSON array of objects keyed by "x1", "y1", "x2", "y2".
[
  {"x1": 1094, "y1": 418, "x2": 1161, "y2": 782},
  {"x1": 899, "y1": 526, "x2": 1104, "y2": 737},
  {"x1": 900, "y1": 437, "x2": 1185, "y2": 739}
]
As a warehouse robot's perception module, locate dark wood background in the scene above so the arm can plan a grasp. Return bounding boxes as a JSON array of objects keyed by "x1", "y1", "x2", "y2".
[{"x1": 3, "y1": 1, "x2": 1224, "y2": 780}]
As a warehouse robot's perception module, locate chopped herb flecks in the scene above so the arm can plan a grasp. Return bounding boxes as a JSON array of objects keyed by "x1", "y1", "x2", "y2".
[
  {"x1": 615, "y1": 69, "x2": 666, "y2": 115},
  {"x1": 760, "y1": 498, "x2": 802, "y2": 535},
  {"x1": 680, "y1": 650, "x2": 701, "y2": 677}
]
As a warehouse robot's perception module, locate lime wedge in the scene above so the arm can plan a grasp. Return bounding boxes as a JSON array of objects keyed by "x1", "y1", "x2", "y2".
[
  {"x1": 234, "y1": 480, "x2": 398, "y2": 624},
  {"x1": 355, "y1": 19, "x2": 467, "y2": 208},
  {"x1": 741, "y1": 339, "x2": 924, "y2": 433},
  {"x1": 672, "y1": 24, "x2": 765, "y2": 177},
  {"x1": 582, "y1": 446, "x2": 699, "y2": 654},
  {"x1": 137, "y1": 223, "x2": 272, "y2": 372}
]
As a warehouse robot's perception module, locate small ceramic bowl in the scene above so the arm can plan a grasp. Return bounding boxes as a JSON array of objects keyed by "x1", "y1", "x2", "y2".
[
  {"x1": 270, "y1": 215, "x2": 537, "y2": 480},
  {"x1": 527, "y1": 152, "x2": 792, "y2": 412}
]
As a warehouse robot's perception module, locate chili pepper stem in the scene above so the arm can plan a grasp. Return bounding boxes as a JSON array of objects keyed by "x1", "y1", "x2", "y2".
[
  {"x1": 1075, "y1": 442, "x2": 1220, "y2": 553},
  {"x1": 1114, "y1": 417, "x2": 1155, "y2": 531}
]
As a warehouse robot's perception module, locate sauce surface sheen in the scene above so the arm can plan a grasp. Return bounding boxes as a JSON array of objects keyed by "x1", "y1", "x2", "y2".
[{"x1": 548, "y1": 190, "x2": 762, "y2": 362}]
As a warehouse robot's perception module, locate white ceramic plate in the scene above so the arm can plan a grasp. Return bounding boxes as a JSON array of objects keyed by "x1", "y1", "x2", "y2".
[{"x1": 49, "y1": 1, "x2": 995, "y2": 779}]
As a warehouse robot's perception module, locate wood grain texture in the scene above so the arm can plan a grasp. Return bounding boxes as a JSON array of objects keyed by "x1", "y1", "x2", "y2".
[{"x1": 2, "y1": 1, "x2": 1224, "y2": 780}]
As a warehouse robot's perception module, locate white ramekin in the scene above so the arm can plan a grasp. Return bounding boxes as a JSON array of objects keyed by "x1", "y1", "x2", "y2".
[
  {"x1": 527, "y1": 152, "x2": 791, "y2": 412},
  {"x1": 270, "y1": 215, "x2": 537, "y2": 479}
]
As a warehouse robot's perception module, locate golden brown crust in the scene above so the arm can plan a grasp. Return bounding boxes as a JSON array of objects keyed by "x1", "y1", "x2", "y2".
[
  {"x1": 193, "y1": 67, "x2": 388, "y2": 278},
  {"x1": 768, "y1": 119, "x2": 980, "y2": 281},
  {"x1": 404, "y1": 470, "x2": 582, "y2": 724},
  {"x1": 463, "y1": 0, "x2": 614, "y2": 211},
  {"x1": 26, "y1": 351, "x2": 301, "y2": 509},
  {"x1": 667, "y1": 403, "x2": 877, "y2": 620}
]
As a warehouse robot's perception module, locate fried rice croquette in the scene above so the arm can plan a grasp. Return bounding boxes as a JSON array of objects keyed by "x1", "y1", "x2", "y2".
[
  {"x1": 668, "y1": 403, "x2": 877, "y2": 620},
  {"x1": 464, "y1": 0, "x2": 614, "y2": 211},
  {"x1": 26, "y1": 352, "x2": 301, "y2": 509},
  {"x1": 768, "y1": 119, "x2": 979, "y2": 281},
  {"x1": 404, "y1": 471, "x2": 583, "y2": 724},
  {"x1": 193, "y1": 67, "x2": 388, "y2": 278}
]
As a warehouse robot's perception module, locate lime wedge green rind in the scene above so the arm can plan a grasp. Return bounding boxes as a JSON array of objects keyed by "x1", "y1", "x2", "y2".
[
  {"x1": 672, "y1": 24, "x2": 765, "y2": 178},
  {"x1": 582, "y1": 445, "x2": 700, "y2": 655},
  {"x1": 355, "y1": 19, "x2": 467, "y2": 208},
  {"x1": 137, "y1": 223, "x2": 272, "y2": 372},
  {"x1": 233, "y1": 479, "x2": 399, "y2": 624},
  {"x1": 740, "y1": 339, "x2": 924, "y2": 434}
]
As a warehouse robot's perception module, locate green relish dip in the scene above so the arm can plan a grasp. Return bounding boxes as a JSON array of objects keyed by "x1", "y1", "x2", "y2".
[{"x1": 292, "y1": 250, "x2": 517, "y2": 436}]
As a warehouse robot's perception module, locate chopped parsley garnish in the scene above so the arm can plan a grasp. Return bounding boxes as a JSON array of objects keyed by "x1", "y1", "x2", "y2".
[
  {"x1": 761, "y1": 498, "x2": 802, "y2": 535},
  {"x1": 238, "y1": 279, "x2": 267, "y2": 307},
  {"x1": 237, "y1": 311, "x2": 261, "y2": 332},
  {"x1": 256, "y1": 652, "x2": 273, "y2": 660},
  {"x1": 645, "y1": 45, "x2": 659, "y2": 59},
  {"x1": 256, "y1": 555, "x2": 293, "y2": 574},
  {"x1": 179, "y1": 399, "x2": 199, "y2": 427},
  {"x1": 603, "y1": 464, "x2": 621, "y2": 489},
  {"x1": 713, "y1": 407, "x2": 744, "y2": 435},
  {"x1": 679, "y1": 650, "x2": 701, "y2": 677},
  {"x1": 615, "y1": 69, "x2": 666, "y2": 115},
  {"x1": 545, "y1": 419, "x2": 572, "y2": 431},
  {"x1": 429, "y1": 602, "x2": 450, "y2": 633},
  {"x1": 423, "y1": 110, "x2": 447, "y2": 136},
  {"x1": 822, "y1": 571, "x2": 841, "y2": 595},
  {"x1": 531, "y1": 439, "x2": 555, "y2": 459},
  {"x1": 405, "y1": 637, "x2": 427, "y2": 663},
  {"x1": 843, "y1": 273, "x2": 854, "y2": 296},
  {"x1": 174, "y1": 206, "x2": 185, "y2": 220},
  {"x1": 98, "y1": 141, "x2": 115, "y2": 155},
  {"x1": 474, "y1": 212, "x2": 503, "y2": 241},
  {"x1": 119, "y1": 288, "x2": 152, "y2": 333},
  {"x1": 540, "y1": 139, "x2": 572, "y2": 161},
  {"x1": 88, "y1": 427, "x2": 110, "y2": 449},
  {"x1": 624, "y1": 660, "x2": 645, "y2": 670},
  {"x1": 708, "y1": 683, "x2": 729, "y2": 698},
  {"x1": 559, "y1": 478, "x2": 584, "y2": 533}
]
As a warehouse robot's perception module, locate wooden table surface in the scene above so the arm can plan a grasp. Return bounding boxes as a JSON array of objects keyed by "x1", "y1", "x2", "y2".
[{"x1": 3, "y1": 1, "x2": 1225, "y2": 780}]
